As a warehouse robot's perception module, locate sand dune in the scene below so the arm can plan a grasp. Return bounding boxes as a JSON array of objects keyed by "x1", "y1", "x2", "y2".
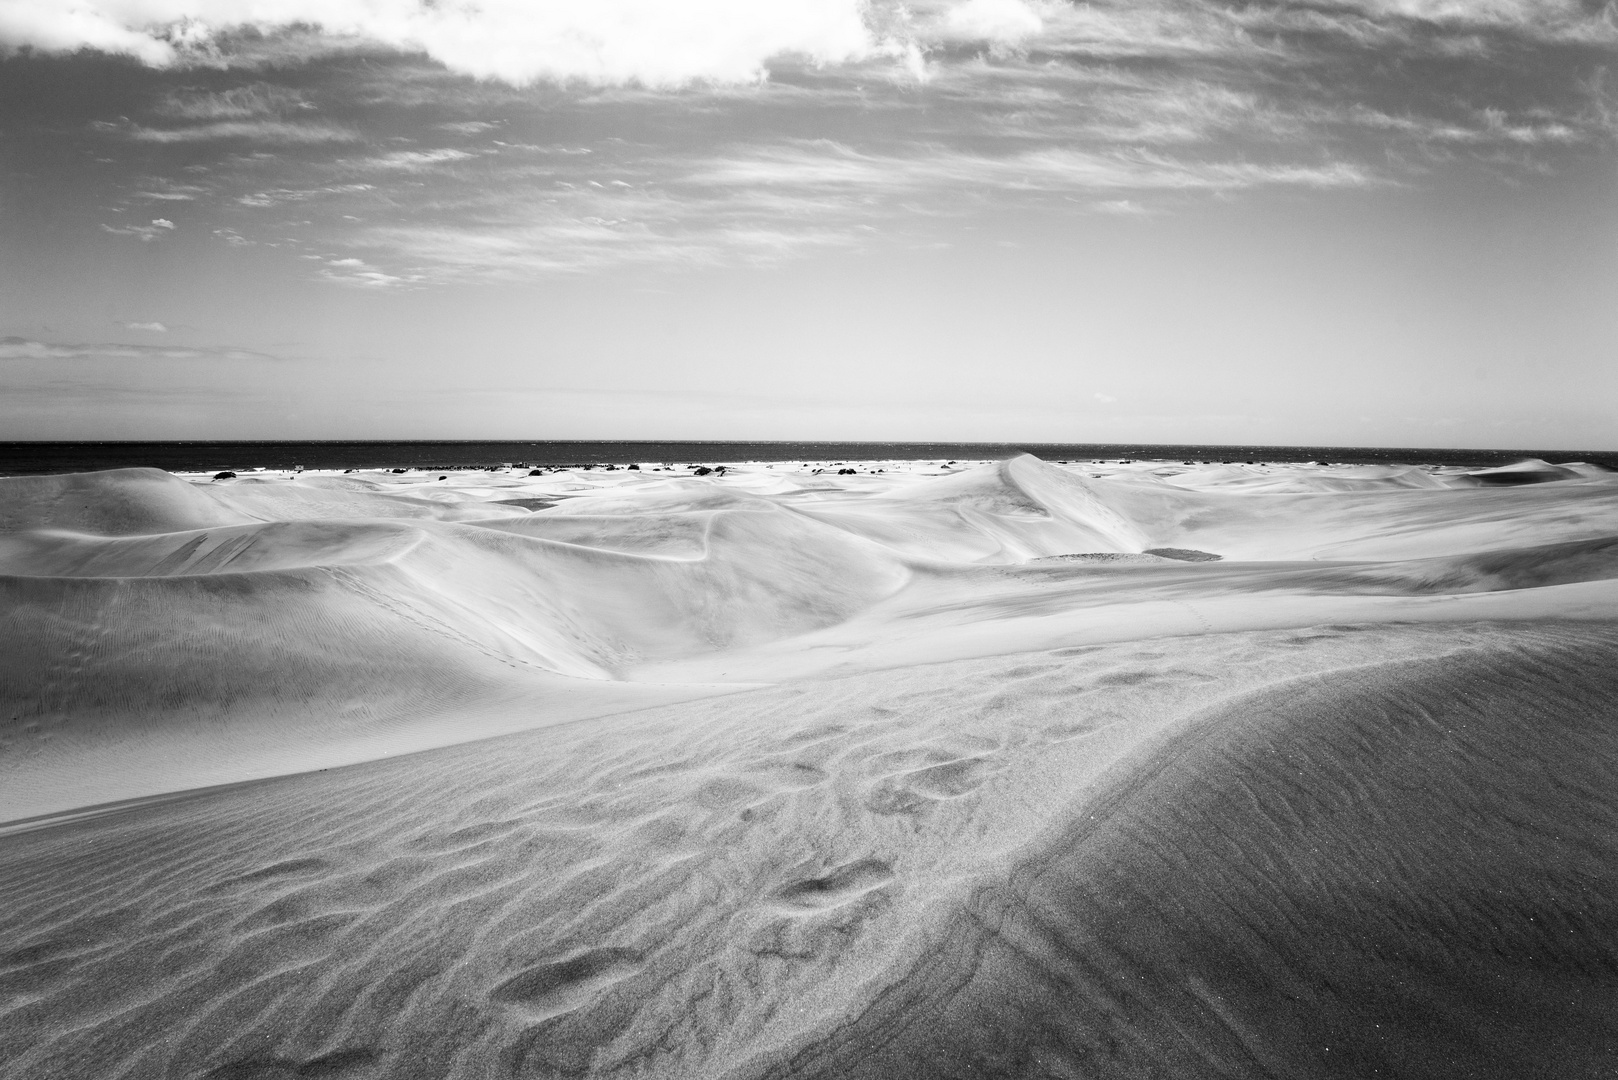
[
  {"x1": 2, "y1": 624, "x2": 1614, "y2": 1078},
  {"x1": 2, "y1": 453, "x2": 1616, "y2": 1077}
]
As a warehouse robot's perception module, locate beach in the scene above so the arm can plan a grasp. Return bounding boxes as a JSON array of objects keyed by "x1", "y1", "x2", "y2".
[{"x1": 3, "y1": 454, "x2": 1616, "y2": 1078}]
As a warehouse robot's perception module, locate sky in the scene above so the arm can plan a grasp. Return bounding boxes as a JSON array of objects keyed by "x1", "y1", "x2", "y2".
[{"x1": 1, "y1": 0, "x2": 1615, "y2": 447}]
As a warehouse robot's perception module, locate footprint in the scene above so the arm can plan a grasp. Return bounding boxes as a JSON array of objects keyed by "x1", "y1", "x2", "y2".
[
  {"x1": 1282, "y1": 632, "x2": 1345, "y2": 645},
  {"x1": 206, "y1": 858, "x2": 329, "y2": 894},
  {"x1": 696, "y1": 776, "x2": 767, "y2": 810},
  {"x1": 203, "y1": 1046, "x2": 379, "y2": 1079},
  {"x1": 408, "y1": 820, "x2": 521, "y2": 853},
  {"x1": 1051, "y1": 646, "x2": 1102, "y2": 657},
  {"x1": 1002, "y1": 663, "x2": 1060, "y2": 679},
  {"x1": 360, "y1": 856, "x2": 435, "y2": 892},
  {"x1": 772, "y1": 859, "x2": 894, "y2": 912},
  {"x1": 0, "y1": 939, "x2": 77, "y2": 972},
  {"x1": 780, "y1": 724, "x2": 849, "y2": 747},
  {"x1": 235, "y1": 893, "x2": 316, "y2": 932},
  {"x1": 1094, "y1": 670, "x2": 1157, "y2": 688},
  {"x1": 903, "y1": 758, "x2": 994, "y2": 798},
  {"x1": 749, "y1": 761, "x2": 827, "y2": 790},
  {"x1": 865, "y1": 756, "x2": 996, "y2": 814},
  {"x1": 492, "y1": 948, "x2": 642, "y2": 1021}
]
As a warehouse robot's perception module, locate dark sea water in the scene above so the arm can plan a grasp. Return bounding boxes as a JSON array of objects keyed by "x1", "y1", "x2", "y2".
[{"x1": 2, "y1": 440, "x2": 1615, "y2": 476}]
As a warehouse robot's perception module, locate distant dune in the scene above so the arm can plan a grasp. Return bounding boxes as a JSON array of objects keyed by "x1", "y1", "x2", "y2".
[{"x1": 3, "y1": 455, "x2": 1616, "y2": 1077}]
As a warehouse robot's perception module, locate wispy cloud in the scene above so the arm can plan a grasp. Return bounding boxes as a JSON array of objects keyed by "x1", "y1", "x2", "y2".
[
  {"x1": 438, "y1": 120, "x2": 504, "y2": 135},
  {"x1": 101, "y1": 218, "x2": 176, "y2": 241},
  {"x1": 38, "y1": 0, "x2": 1612, "y2": 280},
  {"x1": 0, "y1": 337, "x2": 280, "y2": 362},
  {"x1": 122, "y1": 321, "x2": 168, "y2": 332},
  {"x1": 127, "y1": 119, "x2": 361, "y2": 143},
  {"x1": 692, "y1": 142, "x2": 1378, "y2": 194},
  {"x1": 236, "y1": 183, "x2": 374, "y2": 208},
  {"x1": 156, "y1": 83, "x2": 314, "y2": 120},
  {"x1": 362, "y1": 148, "x2": 477, "y2": 170}
]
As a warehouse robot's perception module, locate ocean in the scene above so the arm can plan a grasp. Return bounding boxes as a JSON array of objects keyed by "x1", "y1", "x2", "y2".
[{"x1": 2, "y1": 440, "x2": 1615, "y2": 476}]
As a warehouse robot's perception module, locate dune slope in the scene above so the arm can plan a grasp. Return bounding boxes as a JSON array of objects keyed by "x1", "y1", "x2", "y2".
[
  {"x1": 1, "y1": 622, "x2": 1615, "y2": 1079},
  {"x1": 764, "y1": 629, "x2": 1618, "y2": 1079}
]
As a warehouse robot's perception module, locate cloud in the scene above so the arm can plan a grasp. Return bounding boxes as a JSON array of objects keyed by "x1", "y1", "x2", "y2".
[
  {"x1": 363, "y1": 148, "x2": 476, "y2": 170},
  {"x1": 127, "y1": 119, "x2": 361, "y2": 143},
  {"x1": 101, "y1": 218, "x2": 177, "y2": 241},
  {"x1": 0, "y1": 0, "x2": 177, "y2": 65},
  {"x1": 46, "y1": 0, "x2": 1609, "y2": 283},
  {"x1": 123, "y1": 321, "x2": 169, "y2": 332},
  {"x1": 302, "y1": 133, "x2": 1373, "y2": 282},
  {"x1": 316, "y1": 258, "x2": 424, "y2": 288},
  {"x1": 0, "y1": 337, "x2": 279, "y2": 362},
  {"x1": 694, "y1": 142, "x2": 1378, "y2": 195},
  {"x1": 1225, "y1": 0, "x2": 1618, "y2": 49},
  {"x1": 157, "y1": 83, "x2": 312, "y2": 120},
  {"x1": 4, "y1": 0, "x2": 1612, "y2": 93},
  {"x1": 1090, "y1": 199, "x2": 1149, "y2": 215},
  {"x1": 0, "y1": 0, "x2": 910, "y2": 86},
  {"x1": 236, "y1": 183, "x2": 373, "y2": 207},
  {"x1": 941, "y1": 0, "x2": 1045, "y2": 44}
]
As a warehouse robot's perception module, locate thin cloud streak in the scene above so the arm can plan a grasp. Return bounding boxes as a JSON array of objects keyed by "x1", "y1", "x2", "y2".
[
  {"x1": 100, "y1": 218, "x2": 177, "y2": 241},
  {"x1": 0, "y1": 337, "x2": 282, "y2": 362},
  {"x1": 126, "y1": 120, "x2": 362, "y2": 143}
]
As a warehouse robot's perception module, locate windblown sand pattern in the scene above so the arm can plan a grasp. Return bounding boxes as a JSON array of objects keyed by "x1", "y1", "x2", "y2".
[{"x1": 2, "y1": 455, "x2": 1616, "y2": 1077}]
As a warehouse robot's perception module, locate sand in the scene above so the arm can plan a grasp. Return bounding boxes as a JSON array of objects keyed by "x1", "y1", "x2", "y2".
[{"x1": 2, "y1": 454, "x2": 1616, "y2": 1077}]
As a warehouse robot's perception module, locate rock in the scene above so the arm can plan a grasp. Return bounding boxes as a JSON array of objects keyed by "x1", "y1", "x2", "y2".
[
  {"x1": 693, "y1": 467, "x2": 713, "y2": 476},
  {"x1": 628, "y1": 464, "x2": 640, "y2": 471},
  {"x1": 211, "y1": 471, "x2": 236, "y2": 481}
]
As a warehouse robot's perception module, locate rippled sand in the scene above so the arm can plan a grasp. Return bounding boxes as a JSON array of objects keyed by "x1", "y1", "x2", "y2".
[{"x1": 2, "y1": 455, "x2": 1616, "y2": 1078}]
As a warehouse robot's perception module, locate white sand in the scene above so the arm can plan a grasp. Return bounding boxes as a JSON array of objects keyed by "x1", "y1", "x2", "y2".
[{"x1": 2, "y1": 454, "x2": 1616, "y2": 1077}]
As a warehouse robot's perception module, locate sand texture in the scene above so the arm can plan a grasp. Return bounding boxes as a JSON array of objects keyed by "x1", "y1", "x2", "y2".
[{"x1": 2, "y1": 454, "x2": 1617, "y2": 1077}]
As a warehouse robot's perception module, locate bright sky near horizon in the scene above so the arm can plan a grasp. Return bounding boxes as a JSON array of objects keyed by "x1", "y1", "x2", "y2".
[{"x1": 1, "y1": 0, "x2": 1615, "y2": 447}]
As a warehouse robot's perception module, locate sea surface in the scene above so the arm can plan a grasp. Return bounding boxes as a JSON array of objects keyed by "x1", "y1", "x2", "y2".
[{"x1": 2, "y1": 440, "x2": 1615, "y2": 476}]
